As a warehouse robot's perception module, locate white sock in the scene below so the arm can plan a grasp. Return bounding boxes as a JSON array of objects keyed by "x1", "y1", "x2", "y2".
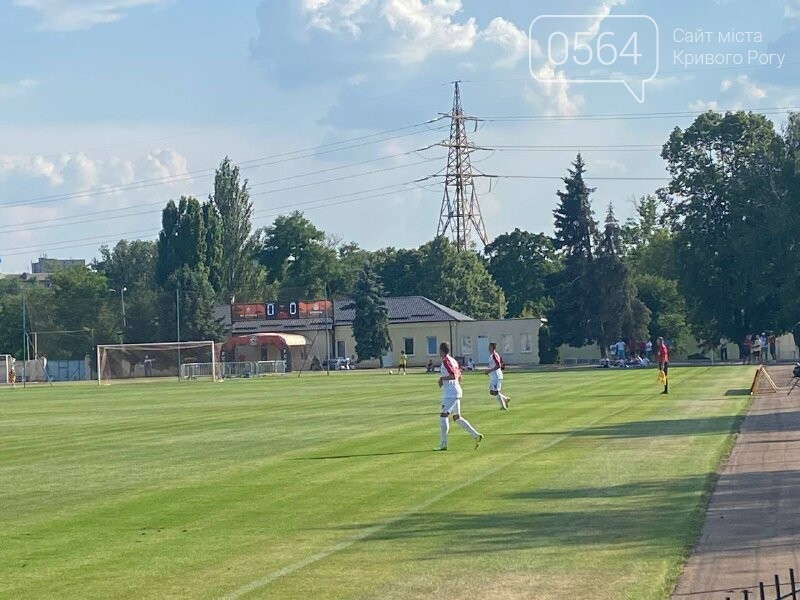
[
  {"x1": 494, "y1": 394, "x2": 505, "y2": 408},
  {"x1": 456, "y1": 417, "x2": 479, "y2": 438},
  {"x1": 440, "y1": 417, "x2": 449, "y2": 447}
]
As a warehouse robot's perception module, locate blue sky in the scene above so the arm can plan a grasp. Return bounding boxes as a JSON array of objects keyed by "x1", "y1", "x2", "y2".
[{"x1": 1, "y1": 0, "x2": 798, "y2": 272}]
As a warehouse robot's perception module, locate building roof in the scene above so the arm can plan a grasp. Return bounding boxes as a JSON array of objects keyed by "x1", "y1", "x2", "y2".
[
  {"x1": 218, "y1": 296, "x2": 474, "y2": 334},
  {"x1": 222, "y1": 333, "x2": 309, "y2": 350}
]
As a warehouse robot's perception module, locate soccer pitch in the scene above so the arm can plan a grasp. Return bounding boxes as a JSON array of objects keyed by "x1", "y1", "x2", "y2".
[{"x1": 1, "y1": 366, "x2": 753, "y2": 599}]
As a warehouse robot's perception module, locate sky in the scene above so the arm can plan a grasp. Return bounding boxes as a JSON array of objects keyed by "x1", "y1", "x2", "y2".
[{"x1": 1, "y1": 0, "x2": 799, "y2": 272}]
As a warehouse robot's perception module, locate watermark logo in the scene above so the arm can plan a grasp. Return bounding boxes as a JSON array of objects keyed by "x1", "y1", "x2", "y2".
[{"x1": 529, "y1": 15, "x2": 659, "y2": 103}]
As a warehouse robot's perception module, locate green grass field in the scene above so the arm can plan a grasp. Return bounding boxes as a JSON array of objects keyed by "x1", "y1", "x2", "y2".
[{"x1": 0, "y1": 366, "x2": 754, "y2": 599}]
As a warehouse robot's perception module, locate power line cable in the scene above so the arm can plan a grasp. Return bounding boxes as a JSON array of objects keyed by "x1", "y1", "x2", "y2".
[{"x1": 0, "y1": 120, "x2": 446, "y2": 210}]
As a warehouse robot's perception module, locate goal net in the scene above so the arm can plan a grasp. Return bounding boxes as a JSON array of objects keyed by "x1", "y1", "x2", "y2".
[{"x1": 97, "y1": 341, "x2": 220, "y2": 384}]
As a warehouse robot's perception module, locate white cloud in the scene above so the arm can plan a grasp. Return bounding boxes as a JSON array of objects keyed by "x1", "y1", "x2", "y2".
[
  {"x1": 720, "y1": 74, "x2": 767, "y2": 106},
  {"x1": 527, "y1": 62, "x2": 584, "y2": 116},
  {"x1": 0, "y1": 149, "x2": 189, "y2": 206},
  {"x1": 0, "y1": 79, "x2": 39, "y2": 99},
  {"x1": 586, "y1": 0, "x2": 628, "y2": 39},
  {"x1": 787, "y1": 0, "x2": 800, "y2": 19},
  {"x1": 302, "y1": 0, "x2": 376, "y2": 37},
  {"x1": 595, "y1": 158, "x2": 627, "y2": 173},
  {"x1": 381, "y1": 0, "x2": 477, "y2": 63},
  {"x1": 479, "y1": 17, "x2": 535, "y2": 68},
  {"x1": 688, "y1": 75, "x2": 768, "y2": 112},
  {"x1": 689, "y1": 99, "x2": 719, "y2": 111},
  {"x1": 14, "y1": 0, "x2": 168, "y2": 32}
]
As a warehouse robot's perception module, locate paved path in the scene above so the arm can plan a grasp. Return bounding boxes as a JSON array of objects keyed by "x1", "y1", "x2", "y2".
[{"x1": 672, "y1": 365, "x2": 800, "y2": 599}]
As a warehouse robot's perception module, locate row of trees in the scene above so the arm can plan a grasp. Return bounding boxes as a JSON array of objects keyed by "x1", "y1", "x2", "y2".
[{"x1": 2, "y1": 109, "x2": 798, "y2": 363}]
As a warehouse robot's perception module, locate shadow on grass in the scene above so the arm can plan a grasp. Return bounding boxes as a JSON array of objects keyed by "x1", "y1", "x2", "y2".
[
  {"x1": 331, "y1": 470, "x2": 800, "y2": 555},
  {"x1": 289, "y1": 450, "x2": 433, "y2": 460},
  {"x1": 496, "y1": 412, "x2": 756, "y2": 439},
  {"x1": 725, "y1": 389, "x2": 751, "y2": 396},
  {"x1": 331, "y1": 474, "x2": 714, "y2": 555}
]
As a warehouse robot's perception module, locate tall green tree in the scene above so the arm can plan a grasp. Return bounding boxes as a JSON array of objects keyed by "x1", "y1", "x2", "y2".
[
  {"x1": 777, "y1": 112, "x2": 800, "y2": 328},
  {"x1": 621, "y1": 195, "x2": 660, "y2": 254},
  {"x1": 209, "y1": 158, "x2": 263, "y2": 301},
  {"x1": 256, "y1": 211, "x2": 337, "y2": 299},
  {"x1": 548, "y1": 154, "x2": 599, "y2": 348},
  {"x1": 484, "y1": 229, "x2": 559, "y2": 318},
  {"x1": 661, "y1": 110, "x2": 785, "y2": 342},
  {"x1": 47, "y1": 267, "x2": 118, "y2": 358},
  {"x1": 375, "y1": 237, "x2": 504, "y2": 319},
  {"x1": 328, "y1": 241, "x2": 373, "y2": 298},
  {"x1": 633, "y1": 274, "x2": 689, "y2": 345},
  {"x1": 95, "y1": 240, "x2": 159, "y2": 344},
  {"x1": 155, "y1": 197, "x2": 222, "y2": 342},
  {"x1": 155, "y1": 196, "x2": 208, "y2": 286},
  {"x1": 347, "y1": 264, "x2": 392, "y2": 365},
  {"x1": 158, "y1": 267, "x2": 223, "y2": 343},
  {"x1": 372, "y1": 247, "x2": 424, "y2": 298},
  {"x1": 0, "y1": 281, "x2": 54, "y2": 359},
  {"x1": 592, "y1": 205, "x2": 650, "y2": 356}
]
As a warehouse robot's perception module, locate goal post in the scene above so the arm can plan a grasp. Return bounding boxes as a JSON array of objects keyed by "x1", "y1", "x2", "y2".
[{"x1": 97, "y1": 341, "x2": 220, "y2": 384}]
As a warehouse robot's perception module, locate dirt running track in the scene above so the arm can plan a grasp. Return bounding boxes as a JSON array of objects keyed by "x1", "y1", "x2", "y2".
[{"x1": 672, "y1": 365, "x2": 800, "y2": 599}]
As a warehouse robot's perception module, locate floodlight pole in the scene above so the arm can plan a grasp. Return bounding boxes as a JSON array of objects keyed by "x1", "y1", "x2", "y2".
[
  {"x1": 120, "y1": 286, "x2": 127, "y2": 330},
  {"x1": 21, "y1": 292, "x2": 27, "y2": 389},
  {"x1": 324, "y1": 284, "x2": 330, "y2": 376},
  {"x1": 176, "y1": 288, "x2": 181, "y2": 380}
]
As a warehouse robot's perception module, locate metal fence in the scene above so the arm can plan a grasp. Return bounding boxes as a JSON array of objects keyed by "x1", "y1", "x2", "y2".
[
  {"x1": 724, "y1": 569, "x2": 798, "y2": 599},
  {"x1": 180, "y1": 361, "x2": 286, "y2": 380}
]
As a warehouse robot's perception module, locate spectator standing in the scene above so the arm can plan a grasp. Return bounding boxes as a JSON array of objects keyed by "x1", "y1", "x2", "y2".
[
  {"x1": 751, "y1": 335, "x2": 761, "y2": 364},
  {"x1": 719, "y1": 337, "x2": 728, "y2": 362}
]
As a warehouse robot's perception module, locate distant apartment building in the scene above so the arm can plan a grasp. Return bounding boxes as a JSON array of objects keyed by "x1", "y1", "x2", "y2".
[
  {"x1": 31, "y1": 258, "x2": 86, "y2": 273},
  {"x1": 1, "y1": 258, "x2": 87, "y2": 288}
]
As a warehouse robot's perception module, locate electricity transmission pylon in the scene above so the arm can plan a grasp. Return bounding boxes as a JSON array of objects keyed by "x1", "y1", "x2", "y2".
[{"x1": 436, "y1": 81, "x2": 490, "y2": 251}]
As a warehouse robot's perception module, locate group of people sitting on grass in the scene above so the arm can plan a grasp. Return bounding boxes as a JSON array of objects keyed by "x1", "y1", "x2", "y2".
[{"x1": 598, "y1": 352, "x2": 650, "y2": 369}]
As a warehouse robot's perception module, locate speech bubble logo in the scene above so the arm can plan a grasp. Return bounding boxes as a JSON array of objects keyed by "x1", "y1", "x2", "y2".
[{"x1": 529, "y1": 14, "x2": 659, "y2": 104}]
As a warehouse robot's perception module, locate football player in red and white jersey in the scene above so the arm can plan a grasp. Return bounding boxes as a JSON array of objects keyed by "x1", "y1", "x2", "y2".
[
  {"x1": 486, "y1": 342, "x2": 511, "y2": 410},
  {"x1": 435, "y1": 341, "x2": 482, "y2": 451}
]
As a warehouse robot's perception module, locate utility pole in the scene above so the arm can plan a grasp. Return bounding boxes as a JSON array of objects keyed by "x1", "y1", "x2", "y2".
[
  {"x1": 436, "y1": 81, "x2": 490, "y2": 251},
  {"x1": 176, "y1": 288, "x2": 181, "y2": 380},
  {"x1": 21, "y1": 292, "x2": 27, "y2": 388}
]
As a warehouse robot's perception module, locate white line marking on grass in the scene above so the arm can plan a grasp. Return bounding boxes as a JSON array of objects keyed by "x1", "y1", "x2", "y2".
[{"x1": 222, "y1": 399, "x2": 643, "y2": 599}]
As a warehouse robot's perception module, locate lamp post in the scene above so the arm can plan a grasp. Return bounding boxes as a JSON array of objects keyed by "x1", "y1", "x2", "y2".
[
  {"x1": 120, "y1": 286, "x2": 127, "y2": 330},
  {"x1": 109, "y1": 287, "x2": 127, "y2": 343}
]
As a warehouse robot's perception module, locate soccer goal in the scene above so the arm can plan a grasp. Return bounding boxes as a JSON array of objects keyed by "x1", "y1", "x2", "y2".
[
  {"x1": 97, "y1": 341, "x2": 220, "y2": 384},
  {"x1": 1, "y1": 354, "x2": 15, "y2": 385}
]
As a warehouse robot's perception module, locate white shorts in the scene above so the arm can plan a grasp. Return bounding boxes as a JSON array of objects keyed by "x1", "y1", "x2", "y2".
[
  {"x1": 489, "y1": 375, "x2": 502, "y2": 392},
  {"x1": 441, "y1": 381, "x2": 463, "y2": 415},
  {"x1": 441, "y1": 395, "x2": 462, "y2": 415}
]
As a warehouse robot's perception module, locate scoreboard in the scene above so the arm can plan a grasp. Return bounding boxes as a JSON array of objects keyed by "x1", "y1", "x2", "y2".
[
  {"x1": 265, "y1": 300, "x2": 333, "y2": 320},
  {"x1": 231, "y1": 300, "x2": 333, "y2": 322},
  {"x1": 231, "y1": 303, "x2": 266, "y2": 321}
]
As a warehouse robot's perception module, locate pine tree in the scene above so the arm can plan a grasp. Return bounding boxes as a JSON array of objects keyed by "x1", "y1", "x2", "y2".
[
  {"x1": 549, "y1": 154, "x2": 599, "y2": 348},
  {"x1": 592, "y1": 204, "x2": 650, "y2": 357},
  {"x1": 348, "y1": 264, "x2": 392, "y2": 365},
  {"x1": 553, "y1": 153, "x2": 597, "y2": 260}
]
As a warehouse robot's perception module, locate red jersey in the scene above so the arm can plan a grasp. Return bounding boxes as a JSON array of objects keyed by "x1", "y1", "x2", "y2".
[
  {"x1": 657, "y1": 343, "x2": 669, "y2": 363},
  {"x1": 490, "y1": 351, "x2": 503, "y2": 371}
]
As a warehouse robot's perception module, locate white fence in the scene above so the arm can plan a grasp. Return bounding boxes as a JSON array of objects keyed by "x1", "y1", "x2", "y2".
[{"x1": 180, "y1": 361, "x2": 286, "y2": 380}]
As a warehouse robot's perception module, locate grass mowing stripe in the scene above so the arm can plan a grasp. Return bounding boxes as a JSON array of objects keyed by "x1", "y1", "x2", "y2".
[
  {"x1": 222, "y1": 393, "x2": 652, "y2": 599},
  {"x1": 0, "y1": 367, "x2": 752, "y2": 599}
]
